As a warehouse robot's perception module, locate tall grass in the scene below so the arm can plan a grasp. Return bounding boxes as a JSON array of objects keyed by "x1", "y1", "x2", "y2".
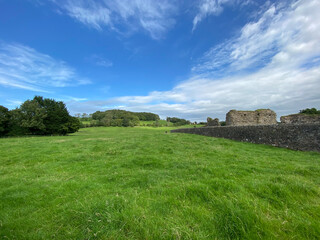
[{"x1": 0, "y1": 127, "x2": 319, "y2": 239}]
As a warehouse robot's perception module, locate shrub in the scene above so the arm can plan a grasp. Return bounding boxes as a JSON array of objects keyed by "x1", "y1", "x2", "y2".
[{"x1": 299, "y1": 108, "x2": 320, "y2": 115}]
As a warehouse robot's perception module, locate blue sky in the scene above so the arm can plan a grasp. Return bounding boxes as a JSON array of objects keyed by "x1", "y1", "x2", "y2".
[{"x1": 0, "y1": 0, "x2": 319, "y2": 121}]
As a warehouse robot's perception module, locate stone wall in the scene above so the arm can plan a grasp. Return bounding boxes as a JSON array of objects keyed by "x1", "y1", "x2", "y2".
[
  {"x1": 171, "y1": 124, "x2": 320, "y2": 152},
  {"x1": 226, "y1": 109, "x2": 277, "y2": 126},
  {"x1": 281, "y1": 114, "x2": 320, "y2": 124}
]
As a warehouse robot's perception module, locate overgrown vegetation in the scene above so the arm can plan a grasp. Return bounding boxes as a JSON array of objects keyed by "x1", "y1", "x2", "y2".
[
  {"x1": 299, "y1": 107, "x2": 320, "y2": 115},
  {"x1": 166, "y1": 117, "x2": 191, "y2": 126},
  {"x1": 0, "y1": 127, "x2": 319, "y2": 239},
  {"x1": 0, "y1": 96, "x2": 80, "y2": 137}
]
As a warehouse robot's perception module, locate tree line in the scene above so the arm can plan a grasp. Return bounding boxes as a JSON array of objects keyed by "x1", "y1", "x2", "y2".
[
  {"x1": 166, "y1": 117, "x2": 191, "y2": 126},
  {"x1": 89, "y1": 110, "x2": 160, "y2": 127},
  {"x1": 77, "y1": 110, "x2": 192, "y2": 127},
  {"x1": 0, "y1": 96, "x2": 80, "y2": 137}
]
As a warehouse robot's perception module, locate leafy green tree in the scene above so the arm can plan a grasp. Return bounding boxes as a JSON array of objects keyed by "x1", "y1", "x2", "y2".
[
  {"x1": 64, "y1": 116, "x2": 81, "y2": 134},
  {"x1": 111, "y1": 119, "x2": 123, "y2": 126},
  {"x1": 166, "y1": 117, "x2": 191, "y2": 126},
  {"x1": 32, "y1": 96, "x2": 80, "y2": 135},
  {"x1": 7, "y1": 109, "x2": 27, "y2": 136},
  {"x1": 0, "y1": 106, "x2": 10, "y2": 136},
  {"x1": 91, "y1": 109, "x2": 140, "y2": 127},
  {"x1": 220, "y1": 121, "x2": 226, "y2": 126},
  {"x1": 92, "y1": 111, "x2": 105, "y2": 121},
  {"x1": 123, "y1": 118, "x2": 130, "y2": 127},
  {"x1": 101, "y1": 117, "x2": 111, "y2": 127},
  {"x1": 20, "y1": 99, "x2": 47, "y2": 135},
  {"x1": 299, "y1": 108, "x2": 320, "y2": 114},
  {"x1": 36, "y1": 97, "x2": 69, "y2": 134},
  {"x1": 135, "y1": 112, "x2": 160, "y2": 121},
  {"x1": 3, "y1": 96, "x2": 81, "y2": 136}
]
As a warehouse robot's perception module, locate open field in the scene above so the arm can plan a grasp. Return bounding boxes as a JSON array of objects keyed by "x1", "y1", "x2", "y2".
[{"x1": 1, "y1": 127, "x2": 320, "y2": 239}]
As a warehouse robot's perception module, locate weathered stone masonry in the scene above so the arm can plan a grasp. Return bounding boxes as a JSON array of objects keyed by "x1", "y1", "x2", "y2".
[
  {"x1": 281, "y1": 114, "x2": 320, "y2": 124},
  {"x1": 207, "y1": 117, "x2": 220, "y2": 126},
  {"x1": 171, "y1": 124, "x2": 320, "y2": 152},
  {"x1": 226, "y1": 109, "x2": 277, "y2": 126}
]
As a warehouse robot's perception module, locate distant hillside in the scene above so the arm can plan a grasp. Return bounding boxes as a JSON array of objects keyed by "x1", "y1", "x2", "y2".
[
  {"x1": 78, "y1": 109, "x2": 195, "y2": 128},
  {"x1": 88, "y1": 109, "x2": 160, "y2": 127}
]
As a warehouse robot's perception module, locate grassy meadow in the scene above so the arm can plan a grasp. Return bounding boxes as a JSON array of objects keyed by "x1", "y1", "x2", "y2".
[{"x1": 0, "y1": 127, "x2": 320, "y2": 239}]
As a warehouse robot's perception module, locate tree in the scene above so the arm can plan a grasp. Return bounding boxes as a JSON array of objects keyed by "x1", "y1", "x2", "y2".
[
  {"x1": 20, "y1": 99, "x2": 47, "y2": 135},
  {"x1": 166, "y1": 117, "x2": 191, "y2": 126},
  {"x1": 0, "y1": 106, "x2": 10, "y2": 136},
  {"x1": 0, "y1": 97, "x2": 80, "y2": 137},
  {"x1": 299, "y1": 108, "x2": 320, "y2": 115},
  {"x1": 34, "y1": 96, "x2": 81, "y2": 135},
  {"x1": 92, "y1": 111, "x2": 105, "y2": 121},
  {"x1": 111, "y1": 119, "x2": 123, "y2": 127},
  {"x1": 91, "y1": 109, "x2": 140, "y2": 127},
  {"x1": 64, "y1": 116, "x2": 81, "y2": 134},
  {"x1": 4, "y1": 96, "x2": 81, "y2": 136},
  {"x1": 123, "y1": 118, "x2": 130, "y2": 127},
  {"x1": 135, "y1": 112, "x2": 160, "y2": 121},
  {"x1": 7, "y1": 109, "x2": 27, "y2": 136}
]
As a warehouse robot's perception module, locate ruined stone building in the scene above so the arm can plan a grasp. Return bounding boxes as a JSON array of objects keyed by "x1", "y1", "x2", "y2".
[
  {"x1": 207, "y1": 117, "x2": 220, "y2": 126},
  {"x1": 226, "y1": 109, "x2": 277, "y2": 126},
  {"x1": 280, "y1": 114, "x2": 320, "y2": 124}
]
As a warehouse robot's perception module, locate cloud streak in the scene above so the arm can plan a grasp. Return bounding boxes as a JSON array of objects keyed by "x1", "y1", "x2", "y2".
[
  {"x1": 52, "y1": 0, "x2": 177, "y2": 39},
  {"x1": 192, "y1": 1, "x2": 305, "y2": 76},
  {"x1": 90, "y1": 55, "x2": 113, "y2": 68},
  {"x1": 0, "y1": 42, "x2": 90, "y2": 92},
  {"x1": 192, "y1": 0, "x2": 252, "y2": 31},
  {"x1": 67, "y1": 0, "x2": 320, "y2": 121}
]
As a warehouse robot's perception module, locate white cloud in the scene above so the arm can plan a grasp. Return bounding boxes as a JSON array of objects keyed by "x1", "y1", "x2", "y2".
[
  {"x1": 53, "y1": 0, "x2": 177, "y2": 39},
  {"x1": 0, "y1": 42, "x2": 90, "y2": 92},
  {"x1": 192, "y1": 6, "x2": 278, "y2": 74},
  {"x1": 90, "y1": 55, "x2": 113, "y2": 68},
  {"x1": 67, "y1": 97, "x2": 88, "y2": 102},
  {"x1": 6, "y1": 99, "x2": 23, "y2": 107},
  {"x1": 67, "y1": 0, "x2": 320, "y2": 121},
  {"x1": 60, "y1": 0, "x2": 112, "y2": 31},
  {"x1": 192, "y1": 0, "x2": 253, "y2": 31},
  {"x1": 193, "y1": 0, "x2": 320, "y2": 75},
  {"x1": 193, "y1": 0, "x2": 229, "y2": 31}
]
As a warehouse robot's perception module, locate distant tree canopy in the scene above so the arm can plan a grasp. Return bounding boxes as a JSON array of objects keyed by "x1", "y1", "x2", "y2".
[
  {"x1": 0, "y1": 96, "x2": 80, "y2": 137},
  {"x1": 134, "y1": 112, "x2": 160, "y2": 121},
  {"x1": 166, "y1": 117, "x2": 191, "y2": 126},
  {"x1": 91, "y1": 109, "x2": 160, "y2": 127},
  {"x1": 0, "y1": 106, "x2": 10, "y2": 136},
  {"x1": 299, "y1": 108, "x2": 320, "y2": 115}
]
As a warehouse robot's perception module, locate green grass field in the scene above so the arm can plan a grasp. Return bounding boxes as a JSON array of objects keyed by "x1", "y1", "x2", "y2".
[{"x1": 0, "y1": 127, "x2": 319, "y2": 239}]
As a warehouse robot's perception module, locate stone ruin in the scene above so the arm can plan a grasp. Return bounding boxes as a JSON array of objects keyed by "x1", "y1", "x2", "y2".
[
  {"x1": 226, "y1": 109, "x2": 277, "y2": 126},
  {"x1": 280, "y1": 114, "x2": 320, "y2": 124},
  {"x1": 206, "y1": 117, "x2": 220, "y2": 126},
  {"x1": 172, "y1": 108, "x2": 320, "y2": 151},
  {"x1": 204, "y1": 109, "x2": 318, "y2": 127}
]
